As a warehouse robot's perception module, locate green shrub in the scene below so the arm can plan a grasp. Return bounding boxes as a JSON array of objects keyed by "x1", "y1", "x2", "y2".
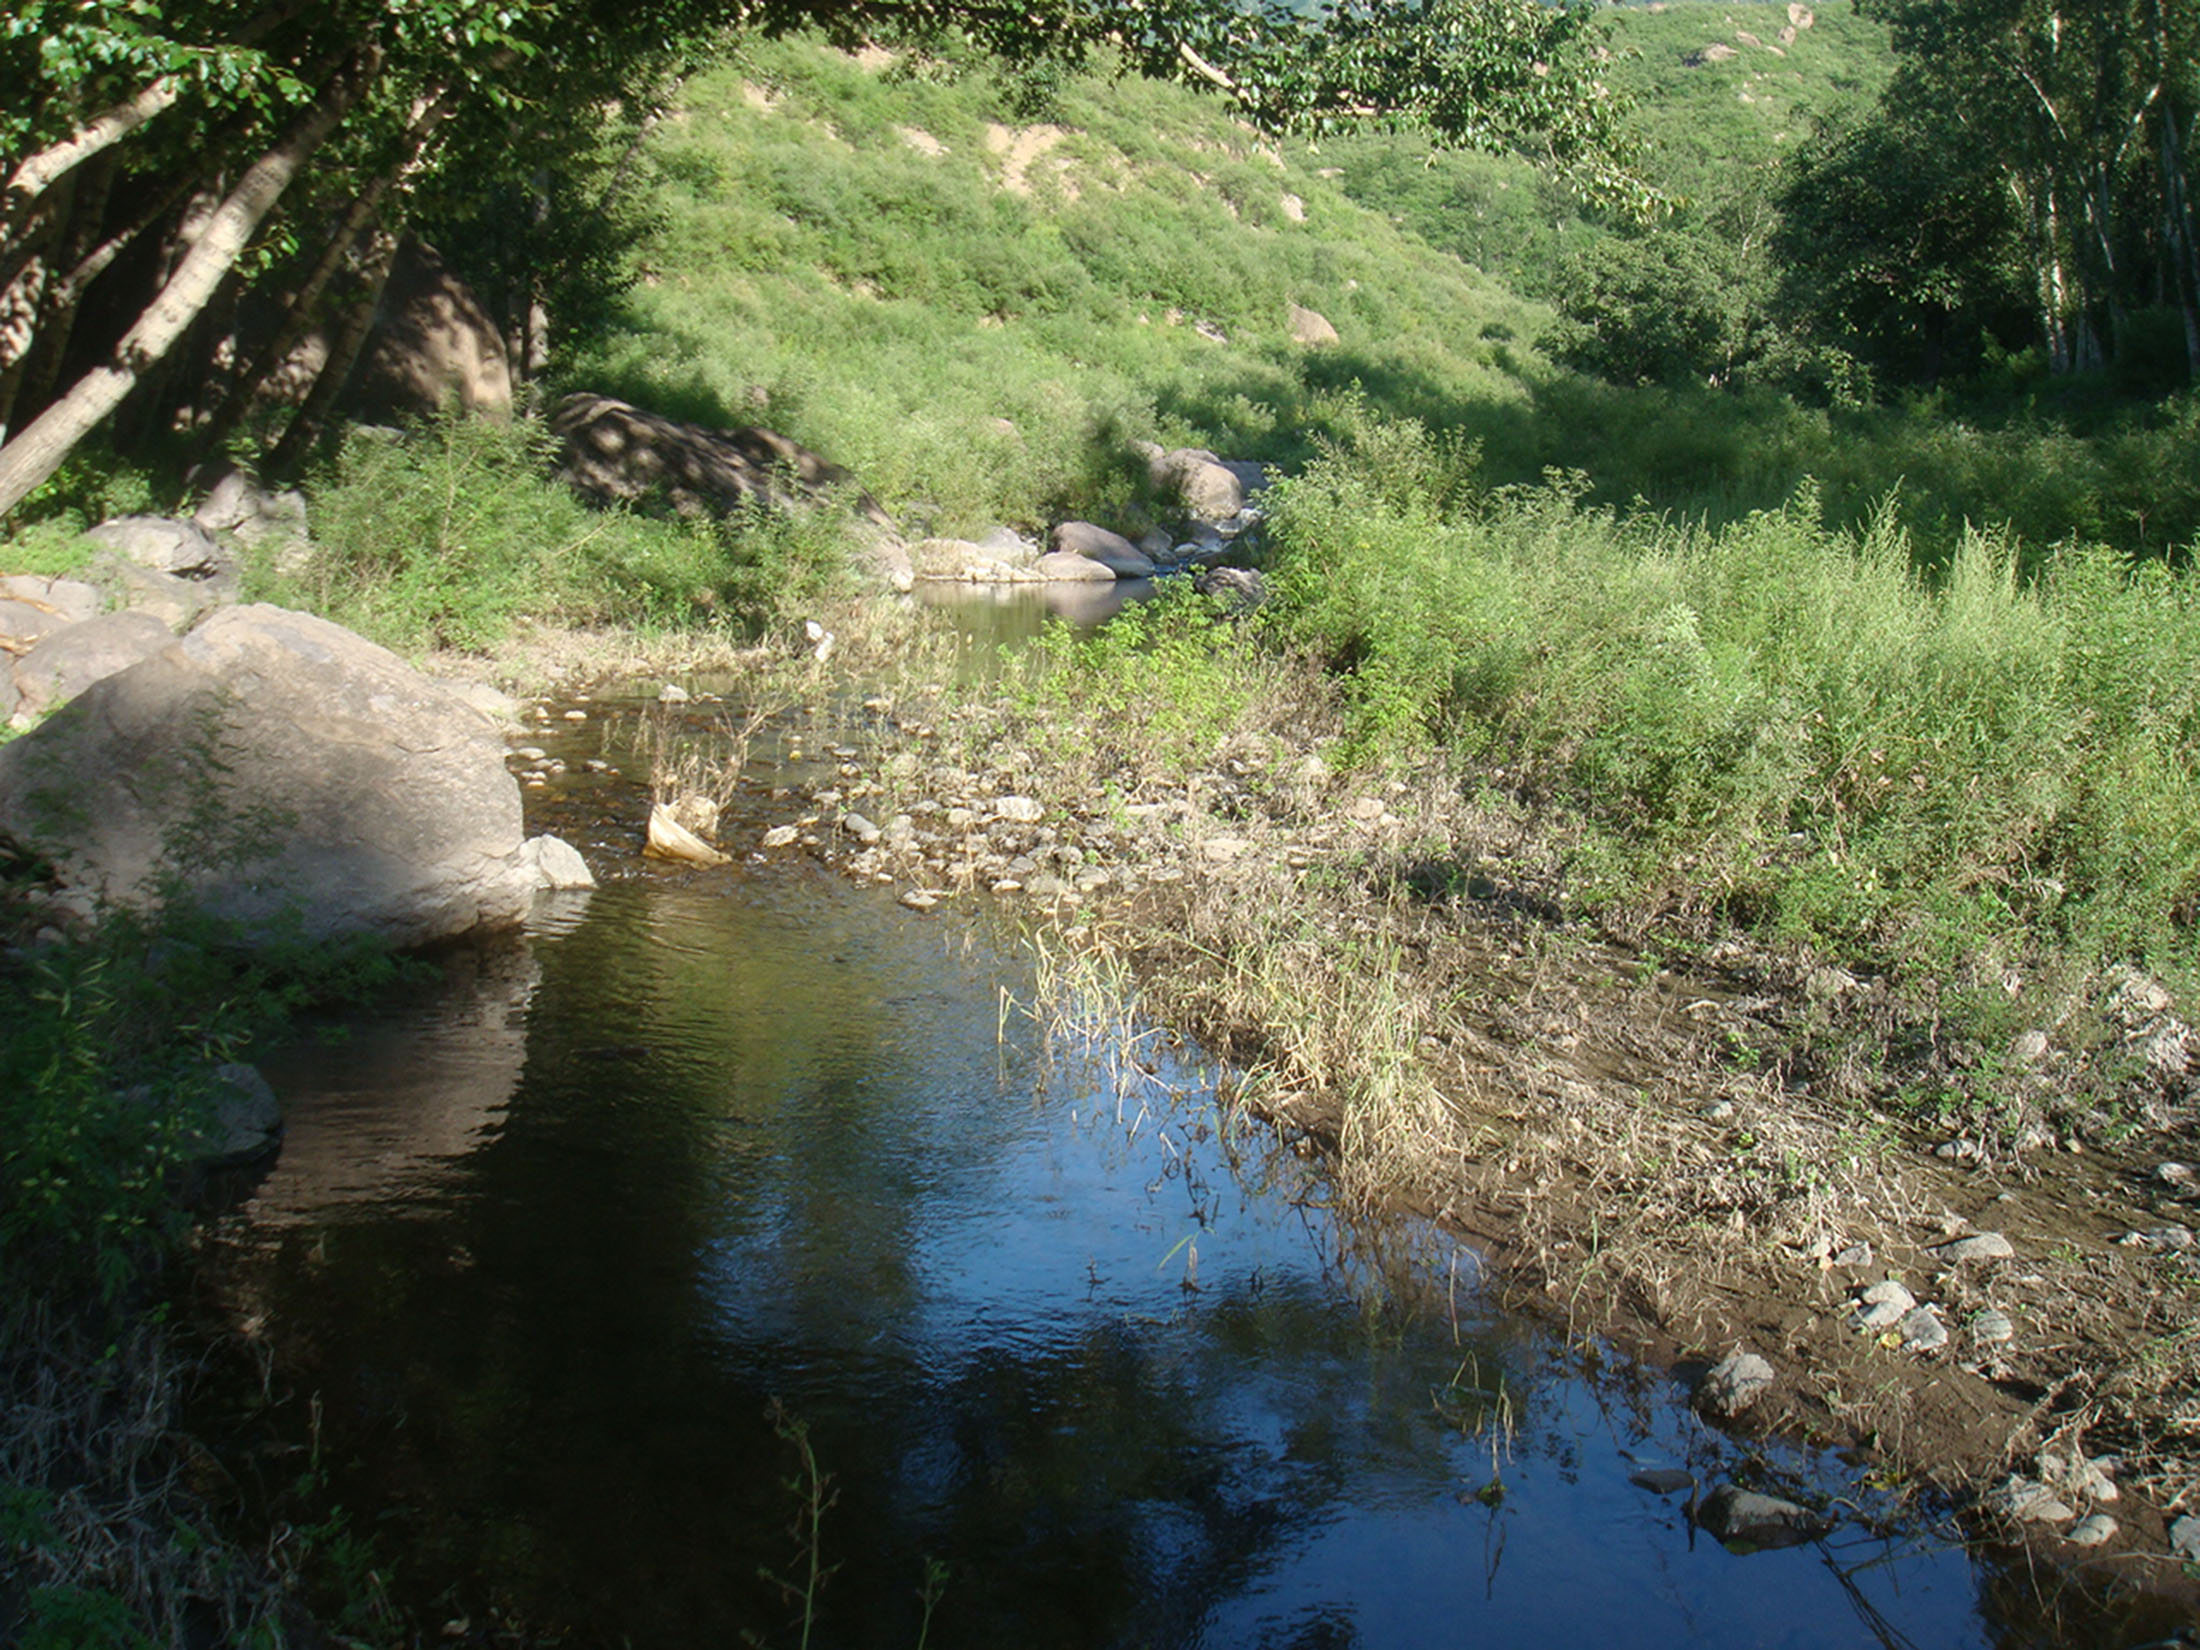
[
  {"x1": 1264, "y1": 412, "x2": 2200, "y2": 987},
  {"x1": 275, "y1": 412, "x2": 843, "y2": 652},
  {"x1": 1007, "y1": 579, "x2": 1265, "y2": 786}
]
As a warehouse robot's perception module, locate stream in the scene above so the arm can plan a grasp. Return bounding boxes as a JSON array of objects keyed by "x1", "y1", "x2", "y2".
[{"x1": 193, "y1": 672, "x2": 2119, "y2": 1649}]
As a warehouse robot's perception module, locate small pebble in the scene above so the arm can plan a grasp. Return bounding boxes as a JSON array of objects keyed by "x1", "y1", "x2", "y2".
[
  {"x1": 761, "y1": 825, "x2": 799, "y2": 849},
  {"x1": 1899, "y1": 1306, "x2": 1949, "y2": 1352},
  {"x1": 1832, "y1": 1241, "x2": 1873, "y2": 1268},
  {"x1": 2063, "y1": 1513, "x2": 2117, "y2": 1547},
  {"x1": 1936, "y1": 1137, "x2": 1985, "y2": 1163},
  {"x1": 1854, "y1": 1296, "x2": 1909, "y2": 1332},
  {"x1": 1701, "y1": 1099, "x2": 1737, "y2": 1122},
  {"x1": 658, "y1": 683, "x2": 690, "y2": 703},
  {"x1": 1970, "y1": 1309, "x2": 2016, "y2": 1346},
  {"x1": 563, "y1": 709, "x2": 587, "y2": 722},
  {"x1": 1932, "y1": 1231, "x2": 2016, "y2": 1264},
  {"x1": 1988, "y1": 1477, "x2": 2074, "y2": 1525},
  {"x1": 2169, "y1": 1515, "x2": 2200, "y2": 1562},
  {"x1": 2157, "y1": 1161, "x2": 2195, "y2": 1187},
  {"x1": 899, "y1": 889, "x2": 940, "y2": 912}
]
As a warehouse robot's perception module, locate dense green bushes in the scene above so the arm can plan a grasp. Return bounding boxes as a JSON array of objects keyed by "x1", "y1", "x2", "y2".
[{"x1": 1265, "y1": 413, "x2": 2200, "y2": 992}]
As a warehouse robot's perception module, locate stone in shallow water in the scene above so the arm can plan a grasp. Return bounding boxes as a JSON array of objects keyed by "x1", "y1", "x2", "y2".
[
  {"x1": 195, "y1": 1062, "x2": 283, "y2": 1167},
  {"x1": 1628, "y1": 1467, "x2": 1695, "y2": 1496},
  {"x1": 899, "y1": 889, "x2": 940, "y2": 911},
  {"x1": 1698, "y1": 1350, "x2": 1775, "y2": 1418},
  {"x1": 1696, "y1": 1485, "x2": 1831, "y2": 1549}
]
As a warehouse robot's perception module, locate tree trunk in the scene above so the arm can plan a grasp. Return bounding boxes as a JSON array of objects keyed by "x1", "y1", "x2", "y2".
[
  {"x1": 2, "y1": 80, "x2": 184, "y2": 259},
  {"x1": 198, "y1": 81, "x2": 464, "y2": 458},
  {"x1": 198, "y1": 191, "x2": 389, "y2": 457},
  {"x1": 0, "y1": 201, "x2": 58, "y2": 442},
  {"x1": 13, "y1": 164, "x2": 200, "y2": 431},
  {"x1": 262, "y1": 222, "x2": 400, "y2": 476},
  {"x1": 2161, "y1": 101, "x2": 2200, "y2": 379},
  {"x1": 0, "y1": 53, "x2": 373, "y2": 518}
]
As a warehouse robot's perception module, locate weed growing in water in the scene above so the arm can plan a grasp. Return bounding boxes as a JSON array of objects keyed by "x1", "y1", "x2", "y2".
[{"x1": 0, "y1": 897, "x2": 410, "y2": 1647}]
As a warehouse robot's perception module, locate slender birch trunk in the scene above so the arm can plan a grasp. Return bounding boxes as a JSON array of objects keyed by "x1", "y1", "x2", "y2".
[
  {"x1": 0, "y1": 53, "x2": 373, "y2": 518},
  {"x1": 261, "y1": 221, "x2": 400, "y2": 475},
  {"x1": 198, "y1": 81, "x2": 465, "y2": 457}
]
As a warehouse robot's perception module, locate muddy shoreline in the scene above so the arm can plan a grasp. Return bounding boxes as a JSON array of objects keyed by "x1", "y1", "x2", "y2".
[{"x1": 509, "y1": 642, "x2": 2200, "y2": 1625}]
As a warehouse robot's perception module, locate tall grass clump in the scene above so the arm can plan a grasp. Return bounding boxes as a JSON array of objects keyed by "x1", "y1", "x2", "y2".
[
  {"x1": 1264, "y1": 411, "x2": 2200, "y2": 995},
  {"x1": 1003, "y1": 579, "x2": 1283, "y2": 792},
  {"x1": 277, "y1": 413, "x2": 848, "y2": 654}
]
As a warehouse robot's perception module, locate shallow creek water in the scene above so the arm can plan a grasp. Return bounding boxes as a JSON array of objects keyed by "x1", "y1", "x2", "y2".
[{"x1": 197, "y1": 686, "x2": 2111, "y2": 1649}]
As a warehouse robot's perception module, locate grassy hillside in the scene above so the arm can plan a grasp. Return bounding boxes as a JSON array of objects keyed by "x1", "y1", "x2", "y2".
[
  {"x1": 565, "y1": 25, "x2": 2198, "y2": 562},
  {"x1": 567, "y1": 37, "x2": 1555, "y2": 538}
]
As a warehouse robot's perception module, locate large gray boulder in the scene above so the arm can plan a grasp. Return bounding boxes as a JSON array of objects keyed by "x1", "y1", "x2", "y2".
[
  {"x1": 0, "y1": 605, "x2": 538, "y2": 948},
  {"x1": 9, "y1": 610, "x2": 175, "y2": 725},
  {"x1": 0, "y1": 574, "x2": 104, "y2": 626},
  {"x1": 350, "y1": 240, "x2": 514, "y2": 422},
  {"x1": 1135, "y1": 444, "x2": 1264, "y2": 524},
  {"x1": 909, "y1": 536, "x2": 1044, "y2": 583},
  {"x1": 1033, "y1": 549, "x2": 1117, "y2": 583},
  {"x1": 86, "y1": 556, "x2": 233, "y2": 630},
  {"x1": 85, "y1": 514, "x2": 229, "y2": 578},
  {"x1": 192, "y1": 468, "x2": 313, "y2": 571}
]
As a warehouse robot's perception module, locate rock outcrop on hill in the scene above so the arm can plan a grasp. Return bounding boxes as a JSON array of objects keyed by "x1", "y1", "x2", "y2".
[{"x1": 551, "y1": 392, "x2": 912, "y2": 588}]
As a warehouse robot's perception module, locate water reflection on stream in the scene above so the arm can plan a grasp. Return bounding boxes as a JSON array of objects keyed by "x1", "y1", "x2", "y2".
[{"x1": 208, "y1": 810, "x2": 2037, "y2": 1644}]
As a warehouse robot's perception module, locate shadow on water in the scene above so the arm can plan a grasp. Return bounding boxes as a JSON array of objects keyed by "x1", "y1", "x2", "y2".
[{"x1": 194, "y1": 854, "x2": 2154, "y2": 1648}]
